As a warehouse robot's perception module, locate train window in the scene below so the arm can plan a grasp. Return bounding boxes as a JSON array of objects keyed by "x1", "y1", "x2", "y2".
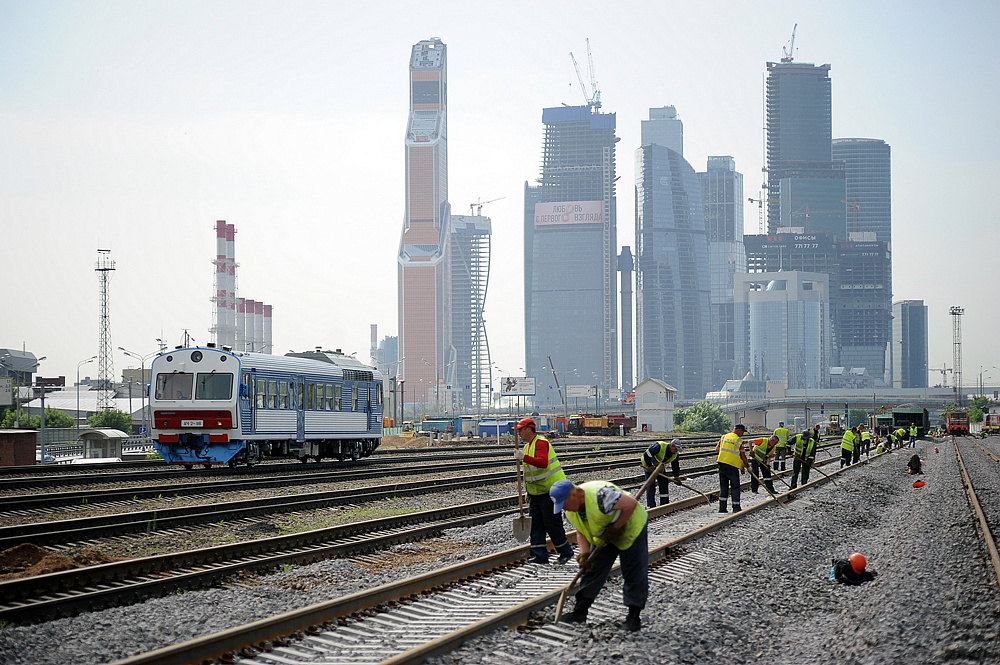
[
  {"x1": 279, "y1": 381, "x2": 289, "y2": 409},
  {"x1": 377, "y1": 383, "x2": 383, "y2": 405},
  {"x1": 307, "y1": 383, "x2": 315, "y2": 410},
  {"x1": 352, "y1": 386, "x2": 358, "y2": 411},
  {"x1": 196, "y1": 373, "x2": 234, "y2": 400},
  {"x1": 325, "y1": 385, "x2": 333, "y2": 410},
  {"x1": 335, "y1": 385, "x2": 342, "y2": 411},
  {"x1": 297, "y1": 383, "x2": 305, "y2": 410},
  {"x1": 241, "y1": 373, "x2": 251, "y2": 400},
  {"x1": 268, "y1": 381, "x2": 277, "y2": 409},
  {"x1": 156, "y1": 373, "x2": 193, "y2": 400},
  {"x1": 255, "y1": 379, "x2": 266, "y2": 408},
  {"x1": 316, "y1": 383, "x2": 325, "y2": 411}
]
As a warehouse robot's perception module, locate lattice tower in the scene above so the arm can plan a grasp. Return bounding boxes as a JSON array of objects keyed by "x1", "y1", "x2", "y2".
[
  {"x1": 950, "y1": 306, "x2": 964, "y2": 405},
  {"x1": 96, "y1": 249, "x2": 116, "y2": 411}
]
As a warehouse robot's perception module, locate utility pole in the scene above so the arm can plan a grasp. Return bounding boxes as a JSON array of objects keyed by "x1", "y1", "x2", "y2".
[{"x1": 96, "y1": 249, "x2": 116, "y2": 411}]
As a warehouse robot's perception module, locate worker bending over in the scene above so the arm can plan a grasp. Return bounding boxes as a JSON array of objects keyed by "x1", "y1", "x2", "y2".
[
  {"x1": 550, "y1": 479, "x2": 648, "y2": 632},
  {"x1": 639, "y1": 439, "x2": 682, "y2": 507},
  {"x1": 749, "y1": 435, "x2": 778, "y2": 494},
  {"x1": 789, "y1": 429, "x2": 816, "y2": 489}
]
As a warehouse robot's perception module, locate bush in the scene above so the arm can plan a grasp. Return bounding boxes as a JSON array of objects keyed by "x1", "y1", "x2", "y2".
[{"x1": 88, "y1": 409, "x2": 135, "y2": 433}]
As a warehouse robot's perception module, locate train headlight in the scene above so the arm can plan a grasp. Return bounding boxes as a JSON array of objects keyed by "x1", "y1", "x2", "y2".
[{"x1": 191, "y1": 351, "x2": 203, "y2": 363}]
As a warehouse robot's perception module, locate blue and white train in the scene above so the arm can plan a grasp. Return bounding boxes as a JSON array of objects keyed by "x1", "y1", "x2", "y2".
[{"x1": 149, "y1": 345, "x2": 383, "y2": 467}]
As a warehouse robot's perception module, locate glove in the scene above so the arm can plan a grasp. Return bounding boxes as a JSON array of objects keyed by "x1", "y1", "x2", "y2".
[
  {"x1": 741, "y1": 465, "x2": 747, "y2": 475},
  {"x1": 602, "y1": 526, "x2": 622, "y2": 543},
  {"x1": 514, "y1": 449, "x2": 524, "y2": 461},
  {"x1": 576, "y1": 552, "x2": 594, "y2": 572}
]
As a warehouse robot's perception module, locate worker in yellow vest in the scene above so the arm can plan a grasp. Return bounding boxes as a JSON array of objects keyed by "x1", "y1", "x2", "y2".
[
  {"x1": 716, "y1": 423, "x2": 749, "y2": 513},
  {"x1": 841, "y1": 426, "x2": 858, "y2": 468},
  {"x1": 550, "y1": 479, "x2": 648, "y2": 632},
  {"x1": 909, "y1": 423, "x2": 919, "y2": 448},
  {"x1": 772, "y1": 421, "x2": 790, "y2": 471},
  {"x1": 514, "y1": 418, "x2": 575, "y2": 565},
  {"x1": 859, "y1": 426, "x2": 872, "y2": 459}
]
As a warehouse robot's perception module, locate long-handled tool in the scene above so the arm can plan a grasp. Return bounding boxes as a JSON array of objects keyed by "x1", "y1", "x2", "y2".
[
  {"x1": 674, "y1": 478, "x2": 712, "y2": 507},
  {"x1": 554, "y1": 462, "x2": 665, "y2": 622},
  {"x1": 512, "y1": 443, "x2": 531, "y2": 542},
  {"x1": 744, "y1": 464, "x2": 789, "y2": 509},
  {"x1": 791, "y1": 453, "x2": 838, "y2": 487}
]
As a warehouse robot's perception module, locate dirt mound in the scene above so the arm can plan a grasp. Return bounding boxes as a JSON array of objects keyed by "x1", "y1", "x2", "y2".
[
  {"x1": 380, "y1": 435, "x2": 432, "y2": 450},
  {"x1": 0, "y1": 543, "x2": 118, "y2": 581}
]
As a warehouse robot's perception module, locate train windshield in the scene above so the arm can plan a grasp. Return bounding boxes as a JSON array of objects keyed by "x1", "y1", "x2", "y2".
[
  {"x1": 196, "y1": 372, "x2": 234, "y2": 400},
  {"x1": 155, "y1": 373, "x2": 193, "y2": 400}
]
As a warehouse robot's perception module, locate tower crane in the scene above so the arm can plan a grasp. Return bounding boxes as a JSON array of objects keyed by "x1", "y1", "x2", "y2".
[
  {"x1": 928, "y1": 365, "x2": 952, "y2": 388},
  {"x1": 781, "y1": 24, "x2": 798, "y2": 62},
  {"x1": 469, "y1": 197, "x2": 505, "y2": 216},
  {"x1": 842, "y1": 199, "x2": 862, "y2": 234},
  {"x1": 747, "y1": 197, "x2": 765, "y2": 234},
  {"x1": 569, "y1": 38, "x2": 601, "y2": 110}
]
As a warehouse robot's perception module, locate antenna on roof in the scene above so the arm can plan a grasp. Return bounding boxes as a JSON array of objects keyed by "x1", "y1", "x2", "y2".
[{"x1": 781, "y1": 24, "x2": 798, "y2": 62}]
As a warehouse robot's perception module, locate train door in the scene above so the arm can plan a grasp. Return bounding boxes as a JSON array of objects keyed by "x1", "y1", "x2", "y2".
[
  {"x1": 295, "y1": 377, "x2": 305, "y2": 443},
  {"x1": 365, "y1": 385, "x2": 373, "y2": 433},
  {"x1": 240, "y1": 371, "x2": 253, "y2": 435}
]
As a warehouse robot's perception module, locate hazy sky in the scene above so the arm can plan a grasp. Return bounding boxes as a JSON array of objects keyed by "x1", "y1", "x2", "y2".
[{"x1": 2, "y1": 0, "x2": 998, "y2": 391}]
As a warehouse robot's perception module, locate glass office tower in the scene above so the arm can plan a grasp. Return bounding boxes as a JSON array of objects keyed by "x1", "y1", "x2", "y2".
[
  {"x1": 698, "y1": 156, "x2": 745, "y2": 389},
  {"x1": 832, "y1": 138, "x2": 891, "y2": 244},
  {"x1": 524, "y1": 105, "x2": 617, "y2": 407},
  {"x1": 734, "y1": 272, "x2": 831, "y2": 389},
  {"x1": 635, "y1": 108, "x2": 712, "y2": 400},
  {"x1": 892, "y1": 300, "x2": 928, "y2": 388},
  {"x1": 765, "y1": 61, "x2": 846, "y2": 237}
]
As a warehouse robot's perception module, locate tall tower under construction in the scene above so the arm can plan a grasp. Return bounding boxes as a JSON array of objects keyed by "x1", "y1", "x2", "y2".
[
  {"x1": 398, "y1": 38, "x2": 451, "y2": 406},
  {"x1": 524, "y1": 104, "x2": 618, "y2": 407}
]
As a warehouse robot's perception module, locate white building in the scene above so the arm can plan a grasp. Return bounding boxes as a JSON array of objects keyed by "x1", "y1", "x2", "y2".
[{"x1": 634, "y1": 378, "x2": 677, "y2": 433}]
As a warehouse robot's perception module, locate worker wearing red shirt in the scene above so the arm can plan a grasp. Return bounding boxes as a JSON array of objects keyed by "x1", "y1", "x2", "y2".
[{"x1": 514, "y1": 418, "x2": 575, "y2": 565}]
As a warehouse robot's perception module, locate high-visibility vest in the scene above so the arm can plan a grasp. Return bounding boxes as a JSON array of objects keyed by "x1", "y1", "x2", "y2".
[
  {"x1": 641, "y1": 441, "x2": 678, "y2": 470},
  {"x1": 841, "y1": 431, "x2": 856, "y2": 452},
  {"x1": 861, "y1": 431, "x2": 871, "y2": 442},
  {"x1": 773, "y1": 427, "x2": 790, "y2": 448},
  {"x1": 910, "y1": 425, "x2": 918, "y2": 437},
  {"x1": 751, "y1": 438, "x2": 774, "y2": 465},
  {"x1": 793, "y1": 433, "x2": 815, "y2": 460},
  {"x1": 565, "y1": 480, "x2": 647, "y2": 550},
  {"x1": 717, "y1": 432, "x2": 744, "y2": 468},
  {"x1": 521, "y1": 435, "x2": 566, "y2": 495},
  {"x1": 876, "y1": 441, "x2": 885, "y2": 454}
]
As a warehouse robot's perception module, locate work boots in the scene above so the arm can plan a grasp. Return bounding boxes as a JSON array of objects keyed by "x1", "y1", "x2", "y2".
[
  {"x1": 623, "y1": 606, "x2": 642, "y2": 632},
  {"x1": 718, "y1": 499, "x2": 727, "y2": 513},
  {"x1": 563, "y1": 597, "x2": 593, "y2": 624}
]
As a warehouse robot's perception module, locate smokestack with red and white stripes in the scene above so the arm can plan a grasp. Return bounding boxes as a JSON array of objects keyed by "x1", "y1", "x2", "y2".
[
  {"x1": 244, "y1": 299, "x2": 257, "y2": 352},
  {"x1": 225, "y1": 223, "x2": 237, "y2": 347},
  {"x1": 263, "y1": 305, "x2": 273, "y2": 354},
  {"x1": 236, "y1": 298, "x2": 246, "y2": 352},
  {"x1": 254, "y1": 301, "x2": 264, "y2": 353}
]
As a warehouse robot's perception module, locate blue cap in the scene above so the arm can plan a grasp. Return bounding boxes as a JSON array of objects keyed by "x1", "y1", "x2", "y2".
[
  {"x1": 550, "y1": 480, "x2": 573, "y2": 513},
  {"x1": 779, "y1": 421, "x2": 784, "y2": 426}
]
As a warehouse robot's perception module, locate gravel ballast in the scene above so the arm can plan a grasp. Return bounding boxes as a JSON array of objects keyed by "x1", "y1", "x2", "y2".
[{"x1": 1, "y1": 438, "x2": 998, "y2": 665}]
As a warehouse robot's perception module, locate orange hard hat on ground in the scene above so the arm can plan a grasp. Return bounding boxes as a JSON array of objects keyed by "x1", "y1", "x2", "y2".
[
  {"x1": 516, "y1": 417, "x2": 536, "y2": 431},
  {"x1": 849, "y1": 552, "x2": 867, "y2": 574}
]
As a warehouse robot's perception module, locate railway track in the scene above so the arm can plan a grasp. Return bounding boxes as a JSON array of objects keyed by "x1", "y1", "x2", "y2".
[
  {"x1": 106, "y1": 453, "x2": 860, "y2": 665},
  {"x1": 954, "y1": 436, "x2": 1000, "y2": 587}
]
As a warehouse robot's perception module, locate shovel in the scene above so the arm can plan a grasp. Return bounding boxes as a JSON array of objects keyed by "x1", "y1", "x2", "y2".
[
  {"x1": 745, "y1": 464, "x2": 789, "y2": 510},
  {"x1": 512, "y1": 450, "x2": 531, "y2": 542},
  {"x1": 675, "y1": 478, "x2": 712, "y2": 507}
]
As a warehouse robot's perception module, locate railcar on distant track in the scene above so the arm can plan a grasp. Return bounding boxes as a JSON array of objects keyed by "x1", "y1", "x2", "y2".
[{"x1": 149, "y1": 346, "x2": 383, "y2": 468}]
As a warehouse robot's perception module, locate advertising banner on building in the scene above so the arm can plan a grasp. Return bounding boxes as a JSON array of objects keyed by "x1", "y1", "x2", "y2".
[
  {"x1": 534, "y1": 201, "x2": 604, "y2": 226},
  {"x1": 0, "y1": 378, "x2": 11, "y2": 406},
  {"x1": 501, "y1": 377, "x2": 536, "y2": 396},
  {"x1": 566, "y1": 385, "x2": 596, "y2": 398}
]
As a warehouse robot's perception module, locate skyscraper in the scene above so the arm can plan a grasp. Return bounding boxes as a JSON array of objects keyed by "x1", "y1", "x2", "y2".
[
  {"x1": 836, "y1": 234, "x2": 891, "y2": 381},
  {"x1": 524, "y1": 105, "x2": 617, "y2": 407},
  {"x1": 698, "y1": 156, "x2": 745, "y2": 389},
  {"x1": 832, "y1": 138, "x2": 891, "y2": 244},
  {"x1": 892, "y1": 300, "x2": 928, "y2": 388},
  {"x1": 398, "y1": 38, "x2": 450, "y2": 405},
  {"x1": 734, "y1": 271, "x2": 832, "y2": 389},
  {"x1": 635, "y1": 108, "x2": 712, "y2": 400},
  {"x1": 765, "y1": 60, "x2": 846, "y2": 237}
]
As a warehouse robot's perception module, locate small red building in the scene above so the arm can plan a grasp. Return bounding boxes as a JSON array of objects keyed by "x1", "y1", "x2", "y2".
[{"x1": 0, "y1": 430, "x2": 38, "y2": 466}]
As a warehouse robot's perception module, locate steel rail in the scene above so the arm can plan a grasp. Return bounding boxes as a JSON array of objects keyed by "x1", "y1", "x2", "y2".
[{"x1": 953, "y1": 438, "x2": 1000, "y2": 588}]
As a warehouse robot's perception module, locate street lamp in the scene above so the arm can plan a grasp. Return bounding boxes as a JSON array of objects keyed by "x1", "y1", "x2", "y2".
[
  {"x1": 119, "y1": 347, "x2": 156, "y2": 437},
  {"x1": 979, "y1": 366, "x2": 997, "y2": 396},
  {"x1": 76, "y1": 355, "x2": 97, "y2": 432}
]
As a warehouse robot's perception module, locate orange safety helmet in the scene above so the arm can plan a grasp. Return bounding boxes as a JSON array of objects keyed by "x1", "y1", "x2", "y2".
[
  {"x1": 516, "y1": 417, "x2": 536, "y2": 431},
  {"x1": 849, "y1": 552, "x2": 866, "y2": 574}
]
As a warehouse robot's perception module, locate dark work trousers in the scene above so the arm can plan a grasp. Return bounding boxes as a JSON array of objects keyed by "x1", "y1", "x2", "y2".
[
  {"x1": 718, "y1": 462, "x2": 742, "y2": 510},
  {"x1": 790, "y1": 457, "x2": 813, "y2": 488},
  {"x1": 852, "y1": 444, "x2": 861, "y2": 464},
  {"x1": 840, "y1": 447, "x2": 853, "y2": 468},
  {"x1": 772, "y1": 446, "x2": 787, "y2": 471},
  {"x1": 576, "y1": 524, "x2": 648, "y2": 610},
  {"x1": 528, "y1": 492, "x2": 574, "y2": 561},
  {"x1": 644, "y1": 469, "x2": 670, "y2": 508},
  {"x1": 750, "y1": 459, "x2": 775, "y2": 494}
]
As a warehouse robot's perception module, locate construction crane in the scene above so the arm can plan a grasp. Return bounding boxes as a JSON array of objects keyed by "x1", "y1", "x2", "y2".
[
  {"x1": 781, "y1": 24, "x2": 798, "y2": 62},
  {"x1": 469, "y1": 197, "x2": 505, "y2": 216},
  {"x1": 842, "y1": 199, "x2": 862, "y2": 234},
  {"x1": 747, "y1": 197, "x2": 765, "y2": 234},
  {"x1": 928, "y1": 365, "x2": 953, "y2": 388},
  {"x1": 569, "y1": 38, "x2": 601, "y2": 110}
]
